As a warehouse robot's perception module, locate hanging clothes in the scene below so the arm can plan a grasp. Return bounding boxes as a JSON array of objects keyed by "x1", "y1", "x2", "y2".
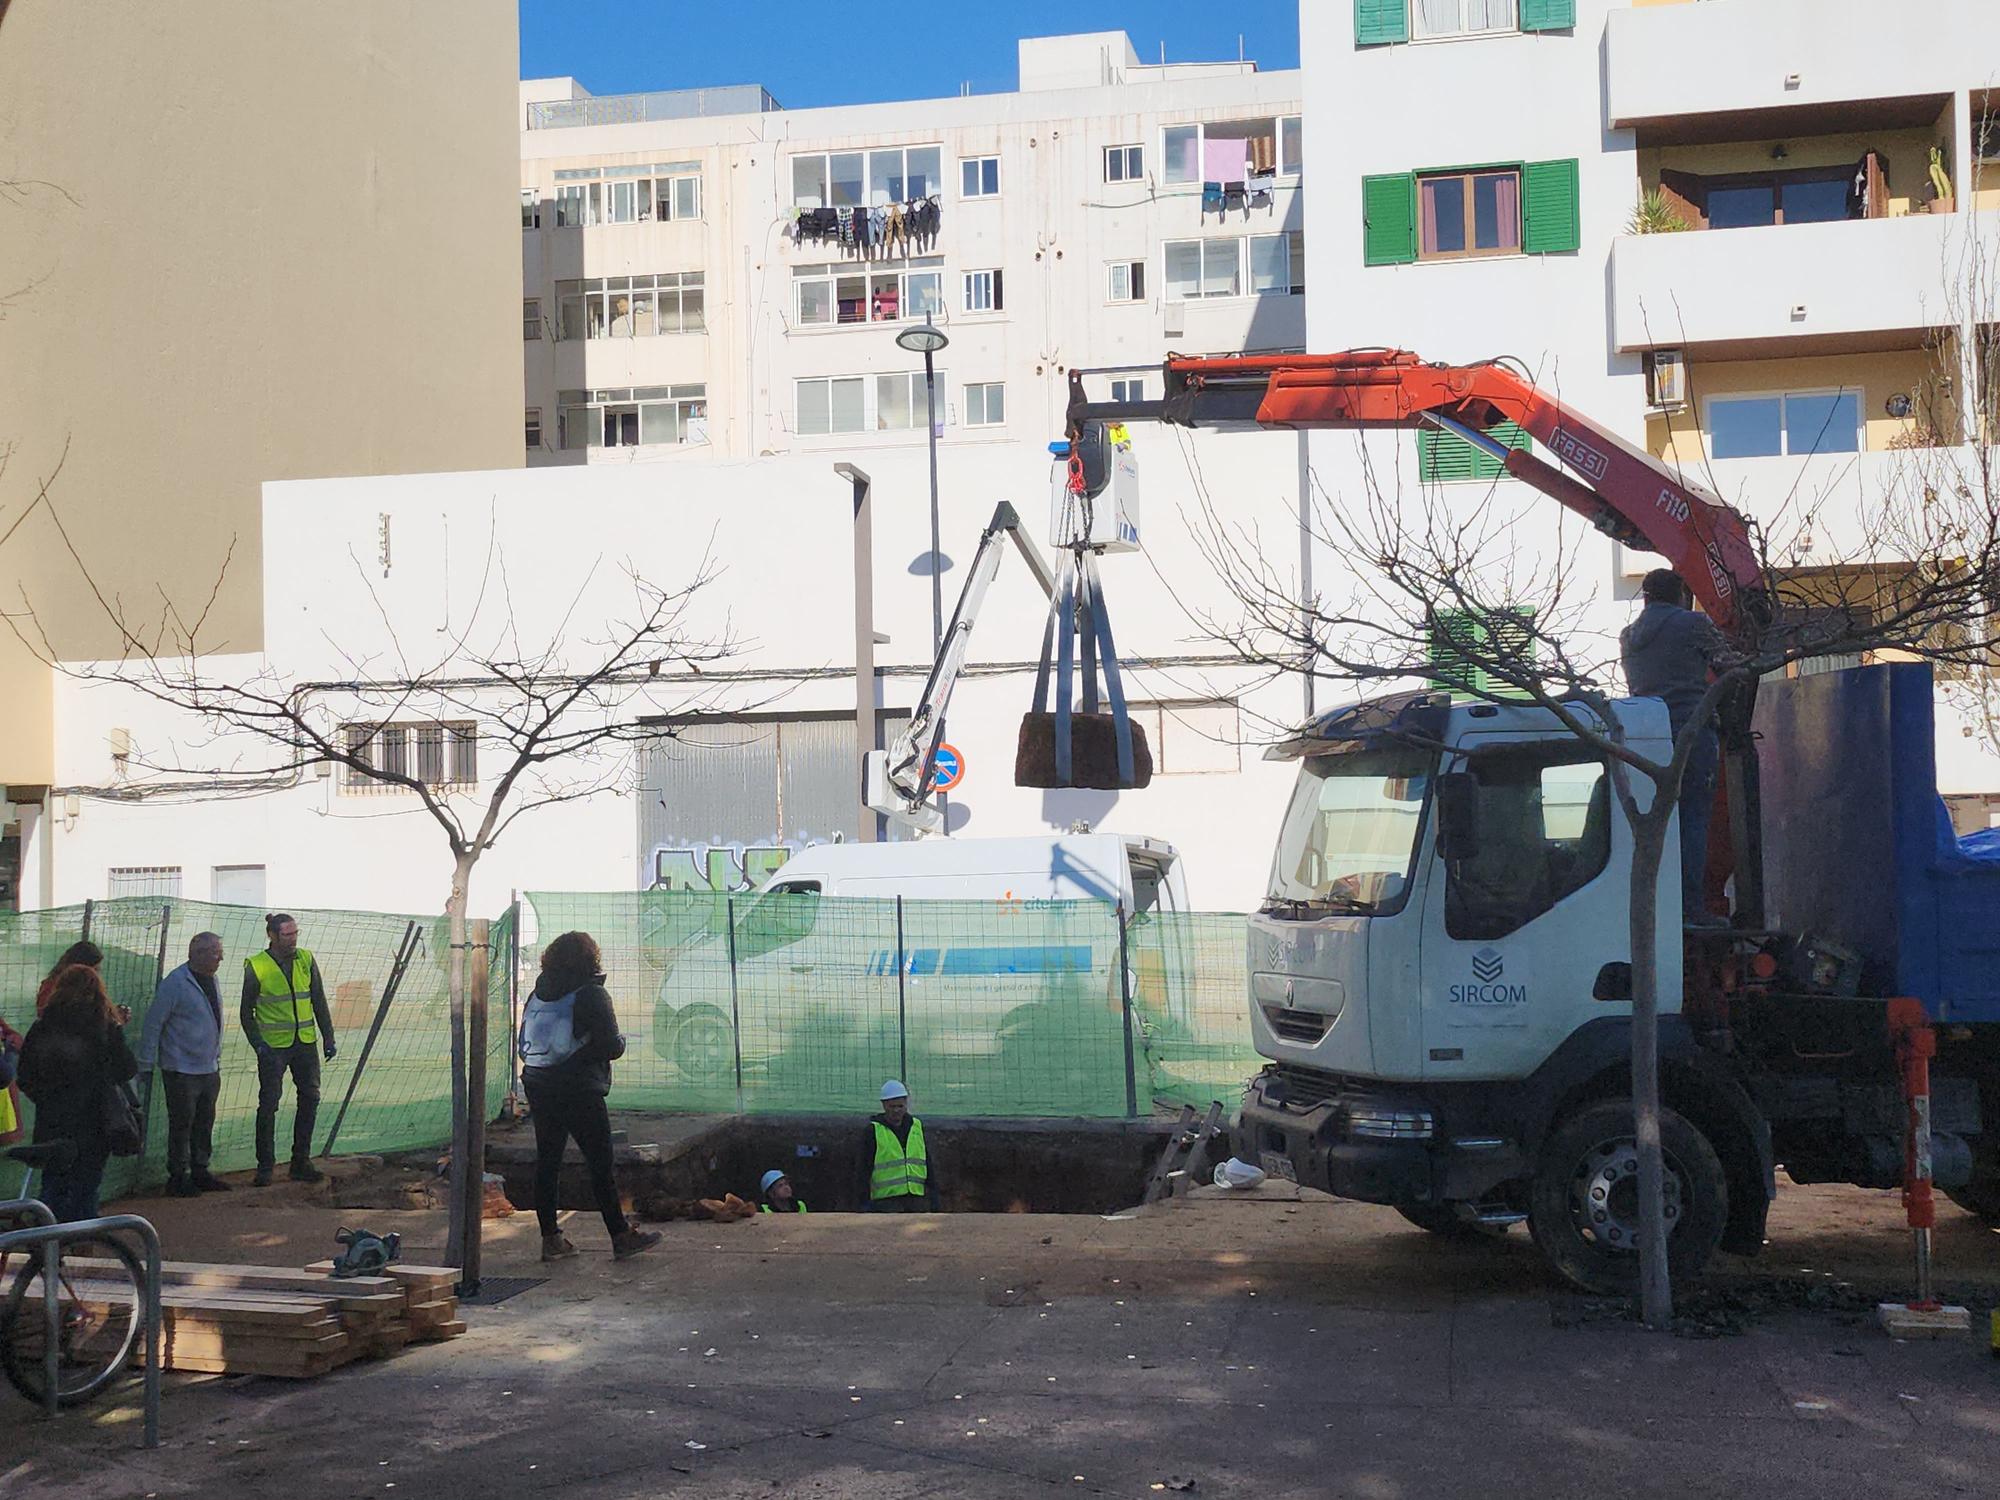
[{"x1": 1201, "y1": 181, "x2": 1225, "y2": 216}]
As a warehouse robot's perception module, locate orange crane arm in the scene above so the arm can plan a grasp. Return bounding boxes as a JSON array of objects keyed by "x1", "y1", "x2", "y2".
[{"x1": 1068, "y1": 350, "x2": 1770, "y2": 644}]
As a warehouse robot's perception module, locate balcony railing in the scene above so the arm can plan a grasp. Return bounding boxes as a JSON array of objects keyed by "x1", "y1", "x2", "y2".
[{"x1": 528, "y1": 85, "x2": 781, "y2": 131}]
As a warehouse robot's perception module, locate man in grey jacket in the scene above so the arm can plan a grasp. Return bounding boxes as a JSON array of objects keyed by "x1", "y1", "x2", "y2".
[
  {"x1": 1620, "y1": 569, "x2": 1733, "y2": 926},
  {"x1": 140, "y1": 931, "x2": 231, "y2": 1197}
]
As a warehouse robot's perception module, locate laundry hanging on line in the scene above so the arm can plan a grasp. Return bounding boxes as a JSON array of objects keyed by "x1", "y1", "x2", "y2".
[{"x1": 790, "y1": 195, "x2": 942, "y2": 257}]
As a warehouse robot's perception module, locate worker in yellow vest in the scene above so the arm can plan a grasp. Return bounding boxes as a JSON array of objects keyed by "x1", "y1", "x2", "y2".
[
  {"x1": 858, "y1": 1079, "x2": 938, "y2": 1212},
  {"x1": 240, "y1": 913, "x2": 337, "y2": 1186},
  {"x1": 758, "y1": 1169, "x2": 808, "y2": 1213}
]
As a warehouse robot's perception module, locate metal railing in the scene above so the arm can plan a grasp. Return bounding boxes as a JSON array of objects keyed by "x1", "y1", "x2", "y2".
[
  {"x1": 0, "y1": 1201, "x2": 162, "y2": 1447},
  {"x1": 527, "y1": 84, "x2": 780, "y2": 131}
]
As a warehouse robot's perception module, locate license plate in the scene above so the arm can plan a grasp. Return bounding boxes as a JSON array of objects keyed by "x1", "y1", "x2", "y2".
[{"x1": 1259, "y1": 1151, "x2": 1298, "y2": 1184}]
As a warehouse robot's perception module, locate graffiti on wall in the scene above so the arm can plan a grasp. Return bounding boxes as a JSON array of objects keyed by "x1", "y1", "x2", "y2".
[{"x1": 647, "y1": 840, "x2": 811, "y2": 893}]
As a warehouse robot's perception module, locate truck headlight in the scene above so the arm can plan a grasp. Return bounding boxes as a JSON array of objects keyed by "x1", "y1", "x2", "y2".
[{"x1": 1345, "y1": 1106, "x2": 1434, "y2": 1141}]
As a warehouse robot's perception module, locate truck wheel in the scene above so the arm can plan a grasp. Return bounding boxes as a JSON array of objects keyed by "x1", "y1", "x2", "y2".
[
  {"x1": 1943, "y1": 1178, "x2": 2000, "y2": 1224},
  {"x1": 1396, "y1": 1203, "x2": 1511, "y2": 1240},
  {"x1": 1529, "y1": 1101, "x2": 1727, "y2": 1296},
  {"x1": 665, "y1": 1004, "x2": 735, "y2": 1082}
]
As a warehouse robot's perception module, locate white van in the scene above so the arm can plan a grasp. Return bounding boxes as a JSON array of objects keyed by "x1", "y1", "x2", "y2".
[{"x1": 757, "y1": 832, "x2": 1188, "y2": 913}]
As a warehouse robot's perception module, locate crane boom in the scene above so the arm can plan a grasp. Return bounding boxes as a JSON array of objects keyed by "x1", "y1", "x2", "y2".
[{"x1": 1067, "y1": 349, "x2": 1770, "y2": 645}]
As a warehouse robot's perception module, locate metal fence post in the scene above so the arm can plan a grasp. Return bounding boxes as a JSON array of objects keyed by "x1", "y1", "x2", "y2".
[
  {"x1": 79, "y1": 898, "x2": 95, "y2": 942},
  {"x1": 895, "y1": 895, "x2": 909, "y2": 1083},
  {"x1": 724, "y1": 896, "x2": 745, "y2": 1113},
  {"x1": 1117, "y1": 904, "x2": 1139, "y2": 1119}
]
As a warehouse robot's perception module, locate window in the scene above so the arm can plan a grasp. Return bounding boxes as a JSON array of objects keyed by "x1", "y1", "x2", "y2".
[
  {"x1": 1365, "y1": 159, "x2": 1578, "y2": 264},
  {"x1": 962, "y1": 269, "x2": 1003, "y2": 313},
  {"x1": 792, "y1": 259, "x2": 943, "y2": 327},
  {"x1": 1413, "y1": 0, "x2": 1517, "y2": 38},
  {"x1": 791, "y1": 146, "x2": 941, "y2": 208},
  {"x1": 1418, "y1": 419, "x2": 1532, "y2": 482},
  {"x1": 1129, "y1": 699, "x2": 1240, "y2": 775},
  {"x1": 342, "y1": 722, "x2": 479, "y2": 791},
  {"x1": 1444, "y1": 747, "x2": 1610, "y2": 941},
  {"x1": 556, "y1": 273, "x2": 705, "y2": 339},
  {"x1": 1707, "y1": 390, "x2": 1862, "y2": 459},
  {"x1": 1110, "y1": 377, "x2": 1146, "y2": 405},
  {"x1": 1696, "y1": 168, "x2": 1854, "y2": 230},
  {"x1": 1161, "y1": 115, "x2": 1302, "y2": 187},
  {"x1": 961, "y1": 156, "x2": 1000, "y2": 198},
  {"x1": 523, "y1": 299, "x2": 542, "y2": 340},
  {"x1": 964, "y1": 382, "x2": 1005, "y2": 427},
  {"x1": 1105, "y1": 144, "x2": 1144, "y2": 183},
  {"x1": 1108, "y1": 260, "x2": 1146, "y2": 303},
  {"x1": 1427, "y1": 607, "x2": 1536, "y2": 696},
  {"x1": 525, "y1": 408, "x2": 543, "y2": 450},
  {"x1": 520, "y1": 190, "x2": 541, "y2": 230},
  {"x1": 1267, "y1": 746, "x2": 1433, "y2": 913},
  {"x1": 108, "y1": 866, "x2": 182, "y2": 900},
  {"x1": 558, "y1": 386, "x2": 708, "y2": 449},
  {"x1": 1420, "y1": 169, "x2": 1521, "y2": 258},
  {"x1": 1163, "y1": 236, "x2": 1302, "y2": 301},
  {"x1": 550, "y1": 162, "x2": 701, "y2": 226},
  {"x1": 796, "y1": 374, "x2": 946, "y2": 435},
  {"x1": 212, "y1": 865, "x2": 266, "y2": 908}
]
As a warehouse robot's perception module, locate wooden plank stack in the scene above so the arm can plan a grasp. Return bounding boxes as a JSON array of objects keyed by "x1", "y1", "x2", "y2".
[{"x1": 54, "y1": 1257, "x2": 468, "y2": 1380}]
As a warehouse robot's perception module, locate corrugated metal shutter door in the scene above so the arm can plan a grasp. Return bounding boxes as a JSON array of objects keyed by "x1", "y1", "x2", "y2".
[
  {"x1": 1521, "y1": 159, "x2": 1582, "y2": 255},
  {"x1": 1361, "y1": 173, "x2": 1417, "y2": 266}
]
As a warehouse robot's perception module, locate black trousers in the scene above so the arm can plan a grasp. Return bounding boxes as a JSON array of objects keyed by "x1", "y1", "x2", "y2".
[
  {"x1": 523, "y1": 1075, "x2": 628, "y2": 1240},
  {"x1": 255, "y1": 1043, "x2": 320, "y2": 1169},
  {"x1": 161, "y1": 1069, "x2": 220, "y2": 1180}
]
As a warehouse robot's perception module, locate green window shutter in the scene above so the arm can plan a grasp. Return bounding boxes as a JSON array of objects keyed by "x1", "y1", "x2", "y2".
[
  {"x1": 1427, "y1": 611, "x2": 1483, "y2": 694},
  {"x1": 1362, "y1": 172, "x2": 1417, "y2": 266},
  {"x1": 1419, "y1": 421, "x2": 1531, "y2": 484},
  {"x1": 1354, "y1": 0, "x2": 1409, "y2": 46},
  {"x1": 1521, "y1": 159, "x2": 1582, "y2": 255},
  {"x1": 1481, "y1": 608, "x2": 1539, "y2": 700},
  {"x1": 1518, "y1": 0, "x2": 1576, "y2": 32},
  {"x1": 1428, "y1": 608, "x2": 1538, "y2": 699}
]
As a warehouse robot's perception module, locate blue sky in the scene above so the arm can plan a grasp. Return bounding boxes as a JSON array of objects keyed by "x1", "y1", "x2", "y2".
[{"x1": 519, "y1": 2, "x2": 1300, "y2": 107}]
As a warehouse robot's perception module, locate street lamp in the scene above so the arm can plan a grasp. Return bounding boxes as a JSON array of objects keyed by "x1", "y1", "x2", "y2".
[
  {"x1": 895, "y1": 313, "x2": 950, "y2": 829},
  {"x1": 895, "y1": 314, "x2": 950, "y2": 657}
]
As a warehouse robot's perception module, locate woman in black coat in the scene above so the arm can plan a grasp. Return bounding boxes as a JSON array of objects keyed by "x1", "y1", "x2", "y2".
[{"x1": 17, "y1": 964, "x2": 138, "y2": 1222}]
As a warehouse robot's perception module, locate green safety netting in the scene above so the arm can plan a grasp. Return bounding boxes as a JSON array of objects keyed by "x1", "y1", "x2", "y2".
[{"x1": 1, "y1": 891, "x2": 1261, "y2": 1196}]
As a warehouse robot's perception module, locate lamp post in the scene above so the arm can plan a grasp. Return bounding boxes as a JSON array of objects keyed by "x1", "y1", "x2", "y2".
[{"x1": 896, "y1": 314, "x2": 951, "y2": 829}]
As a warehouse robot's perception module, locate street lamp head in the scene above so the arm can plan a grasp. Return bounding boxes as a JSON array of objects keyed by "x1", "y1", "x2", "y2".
[{"x1": 896, "y1": 316, "x2": 950, "y2": 355}]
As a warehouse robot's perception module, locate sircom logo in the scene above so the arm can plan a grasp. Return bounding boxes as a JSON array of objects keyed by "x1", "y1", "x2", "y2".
[{"x1": 1451, "y1": 947, "x2": 1527, "y2": 1006}]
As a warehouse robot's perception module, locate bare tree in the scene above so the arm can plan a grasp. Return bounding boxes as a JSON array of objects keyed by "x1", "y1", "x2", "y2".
[{"x1": 1187, "y1": 416, "x2": 2000, "y2": 1328}]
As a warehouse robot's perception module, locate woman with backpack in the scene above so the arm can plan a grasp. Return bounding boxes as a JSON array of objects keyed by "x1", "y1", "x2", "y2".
[
  {"x1": 518, "y1": 930, "x2": 660, "y2": 1264},
  {"x1": 17, "y1": 964, "x2": 139, "y2": 1222}
]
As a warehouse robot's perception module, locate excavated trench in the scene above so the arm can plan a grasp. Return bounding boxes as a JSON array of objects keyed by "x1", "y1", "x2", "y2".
[{"x1": 485, "y1": 1112, "x2": 1178, "y2": 1217}]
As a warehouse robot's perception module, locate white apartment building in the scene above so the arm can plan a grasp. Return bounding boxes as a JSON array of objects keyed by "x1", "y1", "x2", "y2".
[{"x1": 1301, "y1": 0, "x2": 2000, "y2": 822}]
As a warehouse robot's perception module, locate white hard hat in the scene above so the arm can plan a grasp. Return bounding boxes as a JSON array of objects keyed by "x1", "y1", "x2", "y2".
[
  {"x1": 760, "y1": 1169, "x2": 787, "y2": 1194},
  {"x1": 879, "y1": 1079, "x2": 910, "y2": 1102}
]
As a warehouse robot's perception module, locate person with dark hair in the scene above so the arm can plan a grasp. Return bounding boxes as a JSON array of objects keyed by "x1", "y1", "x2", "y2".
[
  {"x1": 35, "y1": 939, "x2": 105, "y2": 1017},
  {"x1": 519, "y1": 931, "x2": 659, "y2": 1263},
  {"x1": 17, "y1": 965, "x2": 138, "y2": 1222},
  {"x1": 1621, "y1": 568, "x2": 1734, "y2": 926},
  {"x1": 241, "y1": 913, "x2": 336, "y2": 1186}
]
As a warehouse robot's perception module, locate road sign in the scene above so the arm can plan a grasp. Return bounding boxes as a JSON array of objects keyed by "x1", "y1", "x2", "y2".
[{"x1": 930, "y1": 743, "x2": 965, "y2": 792}]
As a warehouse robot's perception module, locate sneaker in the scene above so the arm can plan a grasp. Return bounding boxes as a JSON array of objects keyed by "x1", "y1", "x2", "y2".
[
  {"x1": 288, "y1": 1159, "x2": 325, "y2": 1184},
  {"x1": 541, "y1": 1234, "x2": 579, "y2": 1263},
  {"x1": 192, "y1": 1173, "x2": 233, "y2": 1193},
  {"x1": 611, "y1": 1229, "x2": 662, "y2": 1261},
  {"x1": 253, "y1": 1165, "x2": 274, "y2": 1187},
  {"x1": 167, "y1": 1178, "x2": 199, "y2": 1199}
]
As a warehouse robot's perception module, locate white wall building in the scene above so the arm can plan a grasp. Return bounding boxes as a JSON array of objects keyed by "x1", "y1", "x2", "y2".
[{"x1": 1300, "y1": 0, "x2": 2000, "y2": 821}]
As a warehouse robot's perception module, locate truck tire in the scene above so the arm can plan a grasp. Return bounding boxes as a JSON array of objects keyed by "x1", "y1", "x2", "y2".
[
  {"x1": 664, "y1": 1004, "x2": 735, "y2": 1082},
  {"x1": 1396, "y1": 1203, "x2": 1511, "y2": 1240},
  {"x1": 1943, "y1": 1178, "x2": 2000, "y2": 1224},
  {"x1": 1529, "y1": 1101, "x2": 1727, "y2": 1296}
]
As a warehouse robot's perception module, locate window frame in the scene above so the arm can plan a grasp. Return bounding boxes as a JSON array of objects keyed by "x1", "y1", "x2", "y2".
[
  {"x1": 549, "y1": 162, "x2": 702, "y2": 226},
  {"x1": 794, "y1": 372, "x2": 949, "y2": 437},
  {"x1": 1163, "y1": 235, "x2": 1304, "y2": 301},
  {"x1": 1704, "y1": 387, "x2": 1864, "y2": 461},
  {"x1": 960, "y1": 155, "x2": 1001, "y2": 199},
  {"x1": 1109, "y1": 377, "x2": 1146, "y2": 405},
  {"x1": 962, "y1": 268, "x2": 1003, "y2": 314},
  {"x1": 525, "y1": 407, "x2": 543, "y2": 450},
  {"x1": 1411, "y1": 0, "x2": 1520, "y2": 42},
  {"x1": 1107, "y1": 259, "x2": 1147, "y2": 303},
  {"x1": 964, "y1": 381, "x2": 1006, "y2": 428},
  {"x1": 1163, "y1": 237, "x2": 1242, "y2": 301},
  {"x1": 792, "y1": 258, "x2": 944, "y2": 328},
  {"x1": 555, "y1": 273, "x2": 706, "y2": 341},
  {"x1": 520, "y1": 190, "x2": 541, "y2": 230},
  {"x1": 1442, "y1": 740, "x2": 1612, "y2": 943},
  {"x1": 789, "y1": 145, "x2": 942, "y2": 210},
  {"x1": 341, "y1": 721, "x2": 480, "y2": 792},
  {"x1": 1416, "y1": 167, "x2": 1523, "y2": 261},
  {"x1": 523, "y1": 298, "x2": 542, "y2": 340},
  {"x1": 1689, "y1": 164, "x2": 1856, "y2": 231},
  {"x1": 1104, "y1": 144, "x2": 1145, "y2": 183},
  {"x1": 1160, "y1": 114, "x2": 1304, "y2": 187},
  {"x1": 558, "y1": 385, "x2": 708, "y2": 451}
]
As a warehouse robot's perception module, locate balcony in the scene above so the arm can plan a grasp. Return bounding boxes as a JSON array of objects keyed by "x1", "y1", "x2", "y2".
[
  {"x1": 1610, "y1": 212, "x2": 1963, "y2": 354},
  {"x1": 1604, "y1": 0, "x2": 1991, "y2": 140}
]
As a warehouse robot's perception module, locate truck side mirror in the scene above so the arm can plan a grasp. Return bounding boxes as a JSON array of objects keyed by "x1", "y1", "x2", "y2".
[{"x1": 1434, "y1": 771, "x2": 1479, "y2": 860}]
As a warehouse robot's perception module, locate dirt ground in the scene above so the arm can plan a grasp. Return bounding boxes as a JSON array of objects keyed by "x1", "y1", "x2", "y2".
[{"x1": 0, "y1": 1162, "x2": 1994, "y2": 1499}]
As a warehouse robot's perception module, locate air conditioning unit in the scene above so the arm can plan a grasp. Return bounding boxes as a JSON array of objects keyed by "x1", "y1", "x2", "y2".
[{"x1": 1645, "y1": 349, "x2": 1687, "y2": 411}]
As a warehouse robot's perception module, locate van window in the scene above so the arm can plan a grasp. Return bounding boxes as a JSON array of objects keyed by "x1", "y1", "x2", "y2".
[
  {"x1": 1129, "y1": 860, "x2": 1163, "y2": 917},
  {"x1": 734, "y1": 888, "x2": 821, "y2": 959},
  {"x1": 1445, "y1": 748, "x2": 1611, "y2": 941}
]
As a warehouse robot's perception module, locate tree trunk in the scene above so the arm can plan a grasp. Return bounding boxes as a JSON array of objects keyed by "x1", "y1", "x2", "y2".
[
  {"x1": 1627, "y1": 810, "x2": 1673, "y2": 1330},
  {"x1": 442, "y1": 851, "x2": 476, "y2": 1272}
]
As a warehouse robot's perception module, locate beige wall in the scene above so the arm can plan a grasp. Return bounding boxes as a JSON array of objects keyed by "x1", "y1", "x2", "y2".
[
  {"x1": 1646, "y1": 347, "x2": 1958, "y2": 461},
  {"x1": 1639, "y1": 125, "x2": 1947, "y2": 221},
  {"x1": 0, "y1": 0, "x2": 524, "y2": 783}
]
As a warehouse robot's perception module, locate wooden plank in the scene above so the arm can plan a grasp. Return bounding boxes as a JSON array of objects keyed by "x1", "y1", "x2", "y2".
[
  {"x1": 64, "y1": 1257, "x2": 403, "y2": 1302},
  {"x1": 60, "y1": 1269, "x2": 402, "y2": 1318},
  {"x1": 23, "y1": 1286, "x2": 339, "y2": 1331},
  {"x1": 410, "y1": 1318, "x2": 466, "y2": 1342},
  {"x1": 160, "y1": 1329, "x2": 350, "y2": 1361},
  {"x1": 305, "y1": 1260, "x2": 460, "y2": 1292},
  {"x1": 157, "y1": 1351, "x2": 340, "y2": 1379}
]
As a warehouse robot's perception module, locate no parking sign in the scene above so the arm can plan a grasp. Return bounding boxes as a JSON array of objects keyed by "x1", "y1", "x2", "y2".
[{"x1": 929, "y1": 743, "x2": 966, "y2": 792}]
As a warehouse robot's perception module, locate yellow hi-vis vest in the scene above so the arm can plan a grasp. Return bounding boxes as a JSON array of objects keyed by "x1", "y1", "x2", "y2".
[
  {"x1": 248, "y1": 949, "x2": 318, "y2": 1048},
  {"x1": 869, "y1": 1118, "x2": 928, "y2": 1201},
  {"x1": 759, "y1": 1201, "x2": 810, "y2": 1213}
]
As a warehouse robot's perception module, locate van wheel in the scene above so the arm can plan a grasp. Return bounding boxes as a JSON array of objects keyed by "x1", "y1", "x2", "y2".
[
  {"x1": 1529, "y1": 1100, "x2": 1727, "y2": 1296},
  {"x1": 665, "y1": 1005, "x2": 735, "y2": 1082},
  {"x1": 1396, "y1": 1203, "x2": 1510, "y2": 1240}
]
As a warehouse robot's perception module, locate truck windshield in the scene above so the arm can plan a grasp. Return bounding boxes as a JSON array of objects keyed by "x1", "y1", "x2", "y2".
[{"x1": 1265, "y1": 747, "x2": 1434, "y2": 914}]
